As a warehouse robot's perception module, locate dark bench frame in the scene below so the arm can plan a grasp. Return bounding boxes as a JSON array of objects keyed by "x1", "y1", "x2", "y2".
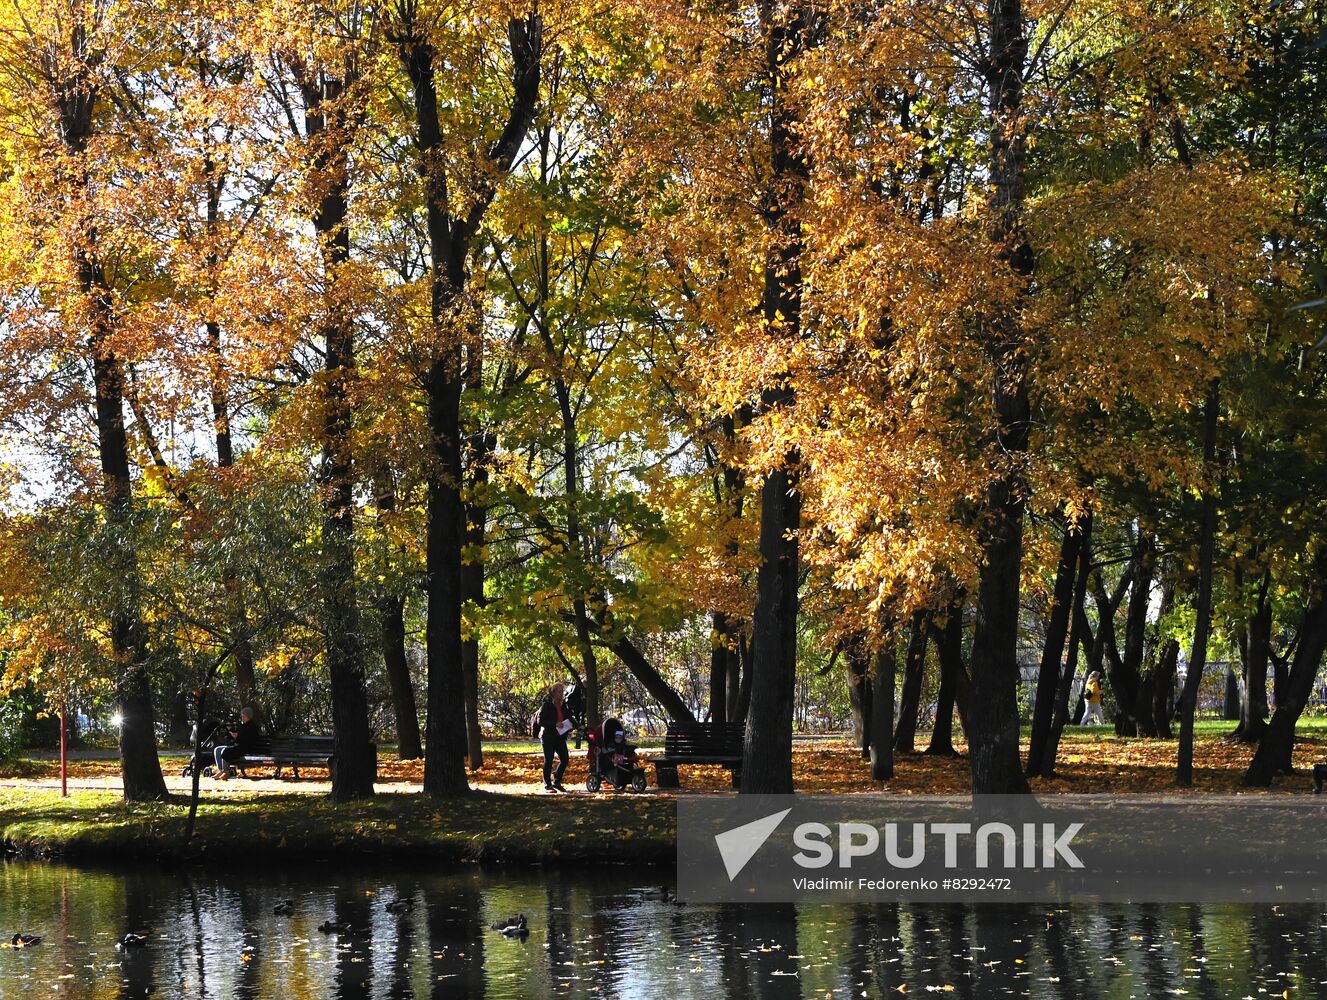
[
  {"x1": 652, "y1": 722, "x2": 744, "y2": 789},
  {"x1": 227, "y1": 736, "x2": 376, "y2": 780}
]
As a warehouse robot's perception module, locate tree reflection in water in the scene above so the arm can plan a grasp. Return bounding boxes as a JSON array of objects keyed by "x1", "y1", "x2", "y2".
[
  {"x1": 331, "y1": 882, "x2": 373, "y2": 998},
  {"x1": 744, "y1": 903, "x2": 800, "y2": 1000},
  {"x1": 545, "y1": 871, "x2": 575, "y2": 995},
  {"x1": 427, "y1": 871, "x2": 484, "y2": 998},
  {"x1": 118, "y1": 867, "x2": 156, "y2": 999},
  {"x1": 385, "y1": 887, "x2": 419, "y2": 1000},
  {"x1": 1, "y1": 861, "x2": 1326, "y2": 999}
]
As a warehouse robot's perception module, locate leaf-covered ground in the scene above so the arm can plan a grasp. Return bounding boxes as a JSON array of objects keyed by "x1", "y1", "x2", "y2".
[{"x1": 4, "y1": 722, "x2": 1325, "y2": 796}]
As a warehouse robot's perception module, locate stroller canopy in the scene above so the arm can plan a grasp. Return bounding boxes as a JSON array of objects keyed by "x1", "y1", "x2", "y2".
[{"x1": 591, "y1": 718, "x2": 623, "y2": 744}]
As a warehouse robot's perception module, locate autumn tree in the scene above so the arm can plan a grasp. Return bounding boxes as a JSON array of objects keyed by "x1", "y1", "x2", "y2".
[
  {"x1": 0, "y1": 0, "x2": 171, "y2": 799},
  {"x1": 389, "y1": 0, "x2": 543, "y2": 797},
  {"x1": 234, "y1": 0, "x2": 382, "y2": 799}
]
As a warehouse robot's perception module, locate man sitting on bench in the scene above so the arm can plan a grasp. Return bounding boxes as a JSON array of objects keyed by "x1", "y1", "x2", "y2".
[{"x1": 214, "y1": 707, "x2": 261, "y2": 780}]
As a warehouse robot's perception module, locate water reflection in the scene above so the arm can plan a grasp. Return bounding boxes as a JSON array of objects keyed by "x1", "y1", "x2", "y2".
[
  {"x1": 234, "y1": 876, "x2": 263, "y2": 1000},
  {"x1": 384, "y1": 887, "x2": 414, "y2": 1000},
  {"x1": 120, "y1": 874, "x2": 155, "y2": 999},
  {"x1": 545, "y1": 874, "x2": 574, "y2": 995},
  {"x1": 1, "y1": 860, "x2": 1325, "y2": 999}
]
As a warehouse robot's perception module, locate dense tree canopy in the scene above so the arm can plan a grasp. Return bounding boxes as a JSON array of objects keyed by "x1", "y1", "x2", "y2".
[{"x1": 0, "y1": 0, "x2": 1321, "y2": 799}]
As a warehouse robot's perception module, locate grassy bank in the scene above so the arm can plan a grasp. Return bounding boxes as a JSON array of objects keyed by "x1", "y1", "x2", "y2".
[{"x1": 0, "y1": 788, "x2": 676, "y2": 867}]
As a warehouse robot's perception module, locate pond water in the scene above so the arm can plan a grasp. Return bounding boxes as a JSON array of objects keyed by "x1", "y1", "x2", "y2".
[{"x1": 1, "y1": 860, "x2": 1324, "y2": 999}]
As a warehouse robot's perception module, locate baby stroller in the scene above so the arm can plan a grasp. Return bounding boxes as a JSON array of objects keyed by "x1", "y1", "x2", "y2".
[
  {"x1": 585, "y1": 718, "x2": 647, "y2": 793},
  {"x1": 181, "y1": 717, "x2": 226, "y2": 779}
]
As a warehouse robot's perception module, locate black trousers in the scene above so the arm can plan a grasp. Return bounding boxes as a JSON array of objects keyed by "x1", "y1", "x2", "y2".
[{"x1": 542, "y1": 733, "x2": 569, "y2": 786}]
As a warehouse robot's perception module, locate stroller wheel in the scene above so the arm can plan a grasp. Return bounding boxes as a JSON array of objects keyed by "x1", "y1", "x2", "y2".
[
  {"x1": 631, "y1": 770, "x2": 647, "y2": 793},
  {"x1": 181, "y1": 764, "x2": 192, "y2": 778},
  {"x1": 586, "y1": 773, "x2": 602, "y2": 793},
  {"x1": 202, "y1": 766, "x2": 214, "y2": 778}
]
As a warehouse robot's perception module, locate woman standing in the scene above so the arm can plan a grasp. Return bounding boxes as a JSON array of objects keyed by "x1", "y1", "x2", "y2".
[{"x1": 538, "y1": 683, "x2": 573, "y2": 792}]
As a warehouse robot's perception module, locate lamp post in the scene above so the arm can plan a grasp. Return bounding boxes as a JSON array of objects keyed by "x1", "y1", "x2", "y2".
[{"x1": 59, "y1": 704, "x2": 67, "y2": 798}]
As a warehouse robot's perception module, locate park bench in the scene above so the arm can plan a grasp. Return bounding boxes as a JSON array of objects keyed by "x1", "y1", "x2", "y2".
[
  {"x1": 651, "y1": 721, "x2": 745, "y2": 789},
  {"x1": 229, "y1": 736, "x2": 376, "y2": 780}
]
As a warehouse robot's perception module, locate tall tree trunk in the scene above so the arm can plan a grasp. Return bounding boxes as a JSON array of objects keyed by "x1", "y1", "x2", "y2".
[
  {"x1": 421, "y1": 312, "x2": 470, "y2": 794},
  {"x1": 208, "y1": 326, "x2": 233, "y2": 476},
  {"x1": 740, "y1": 3, "x2": 813, "y2": 795},
  {"x1": 93, "y1": 286, "x2": 168, "y2": 802},
  {"x1": 1136, "y1": 564, "x2": 1165, "y2": 741},
  {"x1": 1233, "y1": 593, "x2": 1250, "y2": 733},
  {"x1": 1026, "y1": 518, "x2": 1083, "y2": 775},
  {"x1": 727, "y1": 634, "x2": 744, "y2": 722},
  {"x1": 967, "y1": 0, "x2": 1034, "y2": 795},
  {"x1": 711, "y1": 413, "x2": 747, "y2": 726},
  {"x1": 1090, "y1": 567, "x2": 1133, "y2": 733},
  {"x1": 1039, "y1": 511, "x2": 1092, "y2": 777},
  {"x1": 893, "y1": 614, "x2": 927, "y2": 754},
  {"x1": 846, "y1": 638, "x2": 872, "y2": 759},
  {"x1": 399, "y1": 13, "x2": 541, "y2": 798},
  {"x1": 1154, "y1": 639, "x2": 1180, "y2": 736},
  {"x1": 373, "y1": 475, "x2": 422, "y2": 760},
  {"x1": 1135, "y1": 673, "x2": 1158, "y2": 737},
  {"x1": 303, "y1": 72, "x2": 375, "y2": 801},
  {"x1": 868, "y1": 640, "x2": 896, "y2": 781},
  {"x1": 406, "y1": 36, "x2": 468, "y2": 797},
  {"x1": 926, "y1": 598, "x2": 965, "y2": 756},
  {"x1": 1125, "y1": 533, "x2": 1157, "y2": 737},
  {"x1": 1176, "y1": 379, "x2": 1220, "y2": 788},
  {"x1": 379, "y1": 591, "x2": 421, "y2": 760},
  {"x1": 1236, "y1": 570, "x2": 1271, "y2": 742},
  {"x1": 1147, "y1": 578, "x2": 1179, "y2": 738},
  {"x1": 570, "y1": 597, "x2": 601, "y2": 729},
  {"x1": 56, "y1": 50, "x2": 167, "y2": 802},
  {"x1": 1271, "y1": 649, "x2": 1289, "y2": 710},
  {"x1": 710, "y1": 613, "x2": 733, "y2": 723},
  {"x1": 732, "y1": 636, "x2": 753, "y2": 726},
  {"x1": 1074, "y1": 599, "x2": 1104, "y2": 685},
  {"x1": 743, "y1": 466, "x2": 801, "y2": 793},
  {"x1": 1116, "y1": 529, "x2": 1155, "y2": 735},
  {"x1": 1244, "y1": 548, "x2": 1327, "y2": 786},
  {"x1": 1223, "y1": 667, "x2": 1241, "y2": 720}
]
